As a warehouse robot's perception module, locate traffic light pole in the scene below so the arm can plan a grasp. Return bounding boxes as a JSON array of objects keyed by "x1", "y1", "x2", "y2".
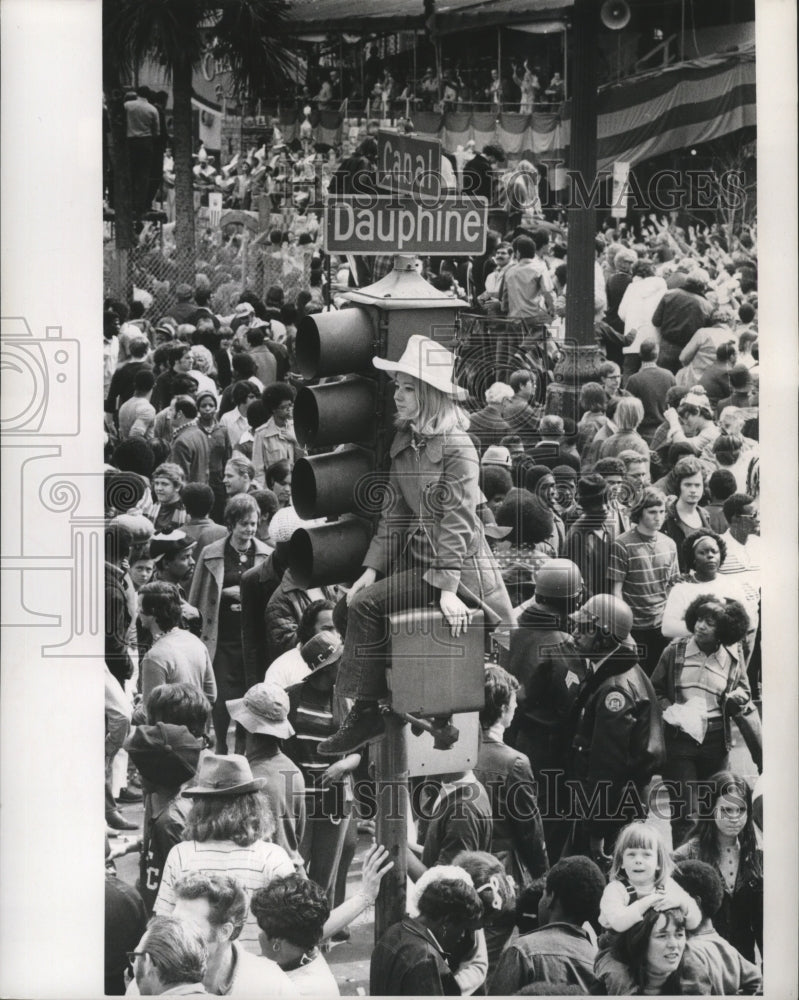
[{"x1": 374, "y1": 713, "x2": 410, "y2": 940}]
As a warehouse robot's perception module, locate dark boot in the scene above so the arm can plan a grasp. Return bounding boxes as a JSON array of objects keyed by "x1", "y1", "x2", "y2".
[{"x1": 318, "y1": 702, "x2": 386, "y2": 756}]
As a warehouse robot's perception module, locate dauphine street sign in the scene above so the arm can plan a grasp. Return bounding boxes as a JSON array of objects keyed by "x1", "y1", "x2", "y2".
[{"x1": 324, "y1": 195, "x2": 488, "y2": 256}]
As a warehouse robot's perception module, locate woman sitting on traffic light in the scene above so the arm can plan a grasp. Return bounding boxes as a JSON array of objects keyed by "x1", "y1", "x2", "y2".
[{"x1": 318, "y1": 335, "x2": 514, "y2": 755}]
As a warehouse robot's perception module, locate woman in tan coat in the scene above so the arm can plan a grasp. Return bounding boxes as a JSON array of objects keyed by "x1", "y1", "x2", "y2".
[{"x1": 317, "y1": 335, "x2": 514, "y2": 756}]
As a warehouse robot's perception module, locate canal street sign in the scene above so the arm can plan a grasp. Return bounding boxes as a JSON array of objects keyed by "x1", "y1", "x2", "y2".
[
  {"x1": 323, "y1": 195, "x2": 488, "y2": 256},
  {"x1": 376, "y1": 131, "x2": 443, "y2": 198}
]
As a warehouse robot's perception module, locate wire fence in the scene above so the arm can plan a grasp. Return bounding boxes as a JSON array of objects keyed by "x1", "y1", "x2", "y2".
[{"x1": 103, "y1": 205, "x2": 317, "y2": 311}]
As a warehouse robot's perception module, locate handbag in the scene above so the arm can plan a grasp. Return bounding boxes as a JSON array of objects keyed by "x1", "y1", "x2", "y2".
[{"x1": 734, "y1": 705, "x2": 763, "y2": 772}]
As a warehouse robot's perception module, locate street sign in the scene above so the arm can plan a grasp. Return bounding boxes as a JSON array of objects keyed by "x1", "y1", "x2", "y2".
[
  {"x1": 324, "y1": 195, "x2": 488, "y2": 256},
  {"x1": 377, "y1": 130, "x2": 443, "y2": 197}
]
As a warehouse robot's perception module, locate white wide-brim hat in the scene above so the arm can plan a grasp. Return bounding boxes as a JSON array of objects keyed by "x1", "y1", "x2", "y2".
[{"x1": 372, "y1": 335, "x2": 468, "y2": 401}]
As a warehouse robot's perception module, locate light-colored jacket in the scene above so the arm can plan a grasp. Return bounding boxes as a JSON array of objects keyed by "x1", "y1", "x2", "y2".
[
  {"x1": 252, "y1": 417, "x2": 305, "y2": 488},
  {"x1": 189, "y1": 535, "x2": 271, "y2": 662},
  {"x1": 364, "y1": 429, "x2": 514, "y2": 625},
  {"x1": 618, "y1": 274, "x2": 668, "y2": 353}
]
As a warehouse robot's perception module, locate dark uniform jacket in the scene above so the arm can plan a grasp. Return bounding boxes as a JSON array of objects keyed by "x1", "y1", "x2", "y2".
[
  {"x1": 570, "y1": 645, "x2": 665, "y2": 834},
  {"x1": 507, "y1": 602, "x2": 572, "y2": 700}
]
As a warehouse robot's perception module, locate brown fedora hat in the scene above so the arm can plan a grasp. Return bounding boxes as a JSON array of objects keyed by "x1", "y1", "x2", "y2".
[{"x1": 183, "y1": 753, "x2": 266, "y2": 797}]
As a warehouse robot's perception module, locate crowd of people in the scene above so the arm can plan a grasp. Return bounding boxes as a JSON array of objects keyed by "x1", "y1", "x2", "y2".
[{"x1": 103, "y1": 155, "x2": 762, "y2": 994}]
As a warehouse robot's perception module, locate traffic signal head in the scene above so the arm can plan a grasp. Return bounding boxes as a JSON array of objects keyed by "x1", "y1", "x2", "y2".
[
  {"x1": 288, "y1": 282, "x2": 467, "y2": 589},
  {"x1": 290, "y1": 304, "x2": 386, "y2": 586}
]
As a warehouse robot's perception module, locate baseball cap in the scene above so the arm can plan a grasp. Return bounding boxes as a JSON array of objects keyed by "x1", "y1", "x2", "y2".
[{"x1": 301, "y1": 630, "x2": 343, "y2": 673}]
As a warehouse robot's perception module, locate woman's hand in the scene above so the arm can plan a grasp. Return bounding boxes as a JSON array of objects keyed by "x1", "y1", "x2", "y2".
[
  {"x1": 346, "y1": 568, "x2": 377, "y2": 606},
  {"x1": 319, "y1": 754, "x2": 360, "y2": 786},
  {"x1": 360, "y1": 843, "x2": 394, "y2": 903},
  {"x1": 221, "y1": 585, "x2": 241, "y2": 599},
  {"x1": 319, "y1": 760, "x2": 351, "y2": 785},
  {"x1": 726, "y1": 686, "x2": 750, "y2": 710},
  {"x1": 439, "y1": 590, "x2": 472, "y2": 637}
]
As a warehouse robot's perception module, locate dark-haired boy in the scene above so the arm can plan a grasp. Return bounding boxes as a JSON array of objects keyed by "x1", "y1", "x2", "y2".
[
  {"x1": 488, "y1": 857, "x2": 605, "y2": 995},
  {"x1": 673, "y1": 860, "x2": 761, "y2": 995},
  {"x1": 169, "y1": 396, "x2": 210, "y2": 485},
  {"x1": 181, "y1": 483, "x2": 227, "y2": 564}
]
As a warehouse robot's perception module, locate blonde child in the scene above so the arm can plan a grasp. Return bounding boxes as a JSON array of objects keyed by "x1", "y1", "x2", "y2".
[{"x1": 599, "y1": 822, "x2": 701, "y2": 933}]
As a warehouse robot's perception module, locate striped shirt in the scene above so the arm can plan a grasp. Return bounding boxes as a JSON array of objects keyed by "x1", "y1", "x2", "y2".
[
  {"x1": 675, "y1": 637, "x2": 731, "y2": 719},
  {"x1": 154, "y1": 839, "x2": 295, "y2": 951},
  {"x1": 609, "y1": 528, "x2": 680, "y2": 628},
  {"x1": 289, "y1": 687, "x2": 336, "y2": 788}
]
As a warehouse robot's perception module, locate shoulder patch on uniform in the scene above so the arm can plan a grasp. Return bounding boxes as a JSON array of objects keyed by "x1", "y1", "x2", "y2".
[
  {"x1": 604, "y1": 691, "x2": 626, "y2": 712},
  {"x1": 565, "y1": 670, "x2": 580, "y2": 689}
]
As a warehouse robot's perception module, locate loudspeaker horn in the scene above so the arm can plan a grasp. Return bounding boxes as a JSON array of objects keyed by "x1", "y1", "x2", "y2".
[{"x1": 600, "y1": 0, "x2": 631, "y2": 30}]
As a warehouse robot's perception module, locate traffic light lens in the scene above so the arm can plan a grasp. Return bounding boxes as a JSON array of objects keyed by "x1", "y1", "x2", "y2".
[
  {"x1": 289, "y1": 517, "x2": 374, "y2": 588},
  {"x1": 296, "y1": 308, "x2": 375, "y2": 379},
  {"x1": 294, "y1": 377, "x2": 377, "y2": 448},
  {"x1": 292, "y1": 446, "x2": 373, "y2": 519}
]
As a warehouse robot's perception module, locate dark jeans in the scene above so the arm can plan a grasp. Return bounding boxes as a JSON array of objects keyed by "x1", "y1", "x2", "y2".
[
  {"x1": 631, "y1": 625, "x2": 670, "y2": 677},
  {"x1": 127, "y1": 136, "x2": 154, "y2": 215},
  {"x1": 334, "y1": 807, "x2": 359, "y2": 908},
  {"x1": 662, "y1": 720, "x2": 729, "y2": 848},
  {"x1": 212, "y1": 641, "x2": 246, "y2": 755},
  {"x1": 335, "y1": 569, "x2": 438, "y2": 701},
  {"x1": 300, "y1": 796, "x2": 352, "y2": 902}
]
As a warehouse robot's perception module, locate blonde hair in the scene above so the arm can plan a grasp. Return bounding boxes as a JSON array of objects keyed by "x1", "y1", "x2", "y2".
[
  {"x1": 609, "y1": 821, "x2": 672, "y2": 886},
  {"x1": 614, "y1": 396, "x2": 645, "y2": 432},
  {"x1": 394, "y1": 374, "x2": 470, "y2": 438}
]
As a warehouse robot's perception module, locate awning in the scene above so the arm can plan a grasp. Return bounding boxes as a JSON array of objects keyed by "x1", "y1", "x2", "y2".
[{"x1": 282, "y1": 0, "x2": 574, "y2": 36}]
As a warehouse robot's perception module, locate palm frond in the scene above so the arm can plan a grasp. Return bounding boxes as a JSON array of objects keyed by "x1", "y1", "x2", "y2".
[{"x1": 105, "y1": 0, "x2": 293, "y2": 92}]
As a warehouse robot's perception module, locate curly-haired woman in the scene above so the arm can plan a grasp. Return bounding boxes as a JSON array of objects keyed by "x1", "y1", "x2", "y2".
[{"x1": 651, "y1": 594, "x2": 758, "y2": 848}]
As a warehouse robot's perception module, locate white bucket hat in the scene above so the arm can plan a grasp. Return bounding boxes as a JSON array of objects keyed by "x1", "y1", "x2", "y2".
[{"x1": 372, "y1": 335, "x2": 468, "y2": 401}]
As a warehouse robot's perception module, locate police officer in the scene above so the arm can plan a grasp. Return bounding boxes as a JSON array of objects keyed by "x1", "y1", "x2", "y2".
[
  {"x1": 507, "y1": 559, "x2": 585, "y2": 860},
  {"x1": 566, "y1": 594, "x2": 666, "y2": 866}
]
